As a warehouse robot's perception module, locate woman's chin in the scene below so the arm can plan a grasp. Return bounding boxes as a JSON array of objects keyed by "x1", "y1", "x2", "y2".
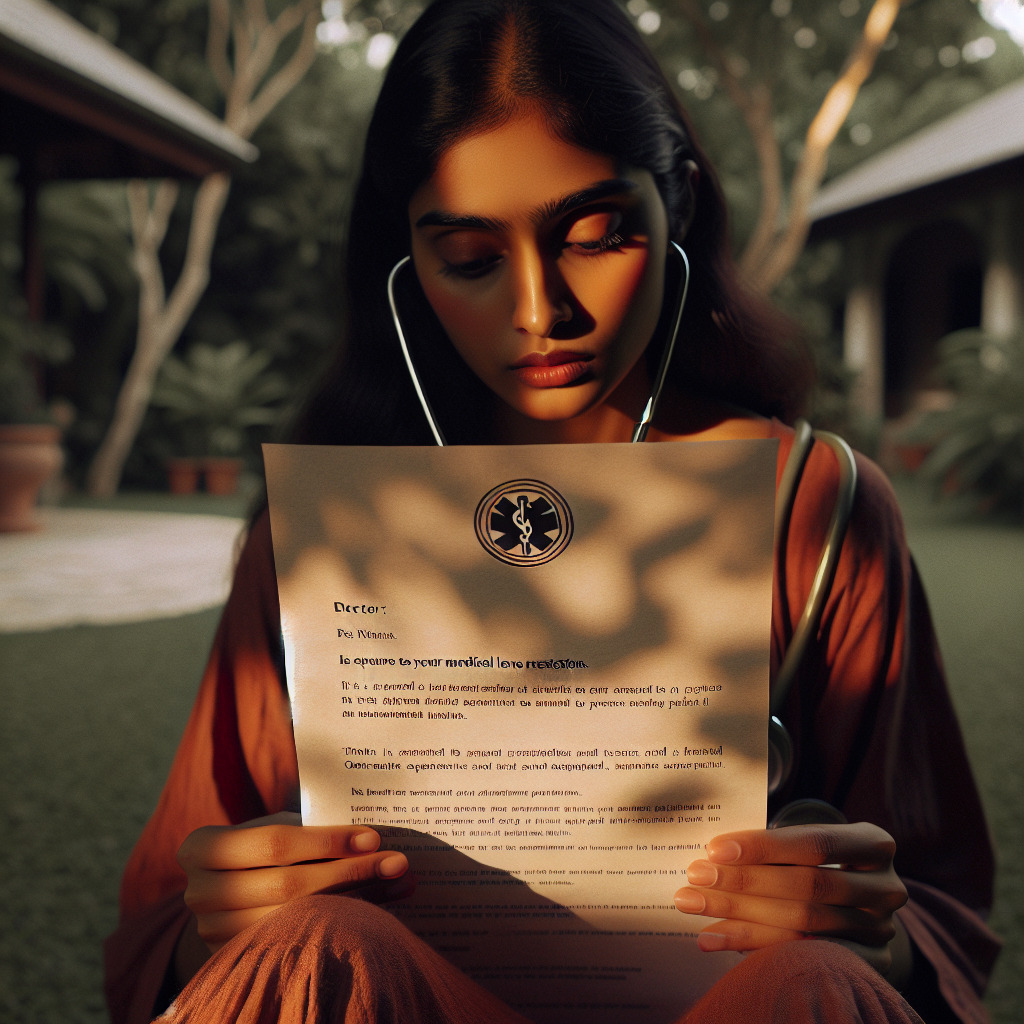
[{"x1": 504, "y1": 388, "x2": 602, "y2": 424}]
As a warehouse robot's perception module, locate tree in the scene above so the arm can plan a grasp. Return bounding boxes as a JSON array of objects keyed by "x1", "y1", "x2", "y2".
[
  {"x1": 640, "y1": 0, "x2": 1023, "y2": 295},
  {"x1": 707, "y1": 0, "x2": 910, "y2": 294},
  {"x1": 85, "y1": 0, "x2": 322, "y2": 496},
  {"x1": 30, "y1": 0, "x2": 1024, "y2": 486}
]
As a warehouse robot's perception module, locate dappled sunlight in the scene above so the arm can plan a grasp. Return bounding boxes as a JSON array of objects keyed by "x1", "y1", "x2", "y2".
[{"x1": 265, "y1": 439, "x2": 776, "y2": 829}]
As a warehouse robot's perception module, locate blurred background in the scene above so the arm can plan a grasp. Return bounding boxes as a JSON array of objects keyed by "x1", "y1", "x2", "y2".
[
  {"x1": 1, "y1": 0, "x2": 1022, "y2": 1021},
  {"x1": 2, "y1": 0, "x2": 1023, "y2": 505}
]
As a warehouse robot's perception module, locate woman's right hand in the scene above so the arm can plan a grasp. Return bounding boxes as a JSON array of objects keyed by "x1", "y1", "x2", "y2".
[{"x1": 177, "y1": 811, "x2": 412, "y2": 955}]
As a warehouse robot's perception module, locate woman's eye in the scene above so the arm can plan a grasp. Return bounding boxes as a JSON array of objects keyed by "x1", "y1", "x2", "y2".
[
  {"x1": 567, "y1": 232, "x2": 626, "y2": 255},
  {"x1": 440, "y1": 254, "x2": 502, "y2": 279},
  {"x1": 563, "y1": 210, "x2": 626, "y2": 254},
  {"x1": 433, "y1": 234, "x2": 503, "y2": 279}
]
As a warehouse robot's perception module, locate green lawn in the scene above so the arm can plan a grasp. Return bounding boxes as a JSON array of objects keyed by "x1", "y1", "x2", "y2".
[
  {"x1": 889, "y1": 480, "x2": 1024, "y2": 1024},
  {"x1": 0, "y1": 480, "x2": 1020, "y2": 1023}
]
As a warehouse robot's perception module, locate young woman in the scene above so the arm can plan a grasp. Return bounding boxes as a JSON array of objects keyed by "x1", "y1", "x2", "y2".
[{"x1": 105, "y1": 2, "x2": 999, "y2": 1022}]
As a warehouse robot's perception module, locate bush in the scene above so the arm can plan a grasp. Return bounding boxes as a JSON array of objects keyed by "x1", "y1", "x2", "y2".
[{"x1": 910, "y1": 327, "x2": 1024, "y2": 519}]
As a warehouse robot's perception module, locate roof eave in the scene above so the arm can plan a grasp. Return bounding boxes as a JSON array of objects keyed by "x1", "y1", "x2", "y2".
[{"x1": 0, "y1": 0, "x2": 258, "y2": 180}]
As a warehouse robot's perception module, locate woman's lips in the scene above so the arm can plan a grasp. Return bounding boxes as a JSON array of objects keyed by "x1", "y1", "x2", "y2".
[{"x1": 509, "y1": 351, "x2": 593, "y2": 388}]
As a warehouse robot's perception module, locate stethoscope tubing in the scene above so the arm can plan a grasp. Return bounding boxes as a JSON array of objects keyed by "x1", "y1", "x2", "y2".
[
  {"x1": 387, "y1": 254, "x2": 447, "y2": 447},
  {"x1": 770, "y1": 427, "x2": 858, "y2": 719}
]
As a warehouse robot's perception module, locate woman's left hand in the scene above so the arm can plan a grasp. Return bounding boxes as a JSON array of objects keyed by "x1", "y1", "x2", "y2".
[{"x1": 675, "y1": 822, "x2": 908, "y2": 976}]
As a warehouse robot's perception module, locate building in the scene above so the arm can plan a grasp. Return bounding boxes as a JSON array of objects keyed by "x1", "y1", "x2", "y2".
[
  {"x1": 809, "y1": 77, "x2": 1024, "y2": 422},
  {"x1": 0, "y1": 0, "x2": 257, "y2": 319}
]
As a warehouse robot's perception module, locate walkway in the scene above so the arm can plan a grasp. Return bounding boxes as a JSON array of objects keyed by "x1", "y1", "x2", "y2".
[{"x1": 0, "y1": 507, "x2": 244, "y2": 632}]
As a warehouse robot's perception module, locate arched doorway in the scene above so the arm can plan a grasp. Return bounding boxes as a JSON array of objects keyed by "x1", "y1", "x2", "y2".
[{"x1": 883, "y1": 220, "x2": 983, "y2": 417}]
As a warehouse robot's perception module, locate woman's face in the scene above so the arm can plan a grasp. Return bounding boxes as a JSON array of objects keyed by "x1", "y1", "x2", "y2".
[{"x1": 408, "y1": 112, "x2": 670, "y2": 428}]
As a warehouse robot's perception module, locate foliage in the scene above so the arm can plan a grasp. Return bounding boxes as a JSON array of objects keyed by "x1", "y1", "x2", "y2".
[
  {"x1": 38, "y1": 181, "x2": 139, "y2": 445},
  {"x1": 632, "y1": 0, "x2": 1024, "y2": 437},
  {"x1": 150, "y1": 339, "x2": 290, "y2": 456},
  {"x1": 0, "y1": 162, "x2": 74, "y2": 424},
  {"x1": 0, "y1": 300, "x2": 71, "y2": 425},
  {"x1": 909, "y1": 327, "x2": 1024, "y2": 518},
  {"x1": 6, "y1": 0, "x2": 1024, "y2": 480},
  {"x1": 638, "y1": 0, "x2": 1024, "y2": 256}
]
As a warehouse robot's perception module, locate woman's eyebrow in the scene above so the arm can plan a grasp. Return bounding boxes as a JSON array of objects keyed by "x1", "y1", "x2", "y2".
[
  {"x1": 534, "y1": 178, "x2": 638, "y2": 224},
  {"x1": 414, "y1": 211, "x2": 506, "y2": 231},
  {"x1": 415, "y1": 178, "x2": 638, "y2": 231}
]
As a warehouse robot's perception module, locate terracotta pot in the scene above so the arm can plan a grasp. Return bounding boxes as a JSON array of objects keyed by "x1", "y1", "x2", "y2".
[
  {"x1": 896, "y1": 442, "x2": 931, "y2": 473},
  {"x1": 203, "y1": 457, "x2": 243, "y2": 496},
  {"x1": 0, "y1": 424, "x2": 63, "y2": 532},
  {"x1": 166, "y1": 456, "x2": 201, "y2": 495}
]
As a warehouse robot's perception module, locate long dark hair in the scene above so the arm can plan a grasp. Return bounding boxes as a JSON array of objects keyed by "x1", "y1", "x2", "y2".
[{"x1": 290, "y1": 0, "x2": 811, "y2": 447}]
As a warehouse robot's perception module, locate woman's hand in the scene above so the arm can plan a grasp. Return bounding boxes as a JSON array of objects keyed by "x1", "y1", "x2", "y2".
[
  {"x1": 674, "y1": 822, "x2": 909, "y2": 977},
  {"x1": 177, "y1": 812, "x2": 412, "y2": 955}
]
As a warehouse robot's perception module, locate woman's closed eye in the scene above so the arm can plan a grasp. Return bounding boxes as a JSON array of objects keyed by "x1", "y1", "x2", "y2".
[
  {"x1": 562, "y1": 210, "x2": 627, "y2": 257},
  {"x1": 434, "y1": 209, "x2": 630, "y2": 280},
  {"x1": 435, "y1": 235, "x2": 503, "y2": 279},
  {"x1": 566, "y1": 231, "x2": 625, "y2": 255},
  {"x1": 440, "y1": 253, "x2": 503, "y2": 279}
]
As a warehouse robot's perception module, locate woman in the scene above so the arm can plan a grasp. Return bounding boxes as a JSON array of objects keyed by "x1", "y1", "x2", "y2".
[{"x1": 105, "y1": 1, "x2": 999, "y2": 1022}]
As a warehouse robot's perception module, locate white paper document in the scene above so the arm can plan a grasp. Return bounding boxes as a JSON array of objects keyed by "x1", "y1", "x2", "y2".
[{"x1": 265, "y1": 439, "x2": 777, "y2": 1022}]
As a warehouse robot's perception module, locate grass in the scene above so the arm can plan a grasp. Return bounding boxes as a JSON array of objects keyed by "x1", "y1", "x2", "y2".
[
  {"x1": 889, "y1": 480, "x2": 1024, "y2": 1024},
  {"x1": 0, "y1": 479, "x2": 1020, "y2": 1023},
  {"x1": 0, "y1": 610, "x2": 221, "y2": 1024}
]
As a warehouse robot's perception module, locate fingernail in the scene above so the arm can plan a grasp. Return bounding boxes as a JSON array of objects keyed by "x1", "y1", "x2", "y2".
[
  {"x1": 697, "y1": 931, "x2": 730, "y2": 952},
  {"x1": 685, "y1": 860, "x2": 717, "y2": 887},
  {"x1": 350, "y1": 830, "x2": 380, "y2": 853},
  {"x1": 706, "y1": 839, "x2": 742, "y2": 864},
  {"x1": 378, "y1": 853, "x2": 408, "y2": 878},
  {"x1": 673, "y1": 890, "x2": 706, "y2": 914}
]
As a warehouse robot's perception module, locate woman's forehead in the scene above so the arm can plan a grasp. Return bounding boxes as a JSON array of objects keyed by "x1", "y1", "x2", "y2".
[{"x1": 408, "y1": 113, "x2": 641, "y2": 225}]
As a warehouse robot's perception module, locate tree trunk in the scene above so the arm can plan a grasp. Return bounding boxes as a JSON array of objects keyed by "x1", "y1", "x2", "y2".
[
  {"x1": 745, "y1": 0, "x2": 908, "y2": 295},
  {"x1": 83, "y1": 0, "x2": 319, "y2": 496},
  {"x1": 84, "y1": 339, "x2": 169, "y2": 497},
  {"x1": 86, "y1": 174, "x2": 231, "y2": 496}
]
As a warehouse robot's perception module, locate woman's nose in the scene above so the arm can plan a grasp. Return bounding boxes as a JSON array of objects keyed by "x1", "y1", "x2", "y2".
[{"x1": 510, "y1": 251, "x2": 572, "y2": 337}]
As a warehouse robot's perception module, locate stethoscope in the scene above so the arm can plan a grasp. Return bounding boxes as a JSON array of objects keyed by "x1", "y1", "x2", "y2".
[
  {"x1": 387, "y1": 241, "x2": 691, "y2": 446},
  {"x1": 767, "y1": 420, "x2": 856, "y2": 828},
  {"x1": 386, "y1": 244, "x2": 853, "y2": 828}
]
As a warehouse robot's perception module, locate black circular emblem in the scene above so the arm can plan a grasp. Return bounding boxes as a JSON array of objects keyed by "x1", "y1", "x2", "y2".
[{"x1": 474, "y1": 479, "x2": 574, "y2": 567}]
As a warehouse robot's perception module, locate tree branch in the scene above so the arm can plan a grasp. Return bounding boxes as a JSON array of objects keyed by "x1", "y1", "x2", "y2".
[
  {"x1": 749, "y1": 0, "x2": 908, "y2": 293},
  {"x1": 734, "y1": 82, "x2": 785, "y2": 282},
  {"x1": 237, "y1": 3, "x2": 320, "y2": 135},
  {"x1": 674, "y1": 0, "x2": 784, "y2": 282},
  {"x1": 244, "y1": 0, "x2": 269, "y2": 35},
  {"x1": 158, "y1": 174, "x2": 232, "y2": 351},
  {"x1": 206, "y1": 0, "x2": 232, "y2": 95},
  {"x1": 126, "y1": 180, "x2": 178, "y2": 316}
]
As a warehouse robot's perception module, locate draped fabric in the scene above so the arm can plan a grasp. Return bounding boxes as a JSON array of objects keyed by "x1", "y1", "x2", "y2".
[{"x1": 157, "y1": 897, "x2": 924, "y2": 1024}]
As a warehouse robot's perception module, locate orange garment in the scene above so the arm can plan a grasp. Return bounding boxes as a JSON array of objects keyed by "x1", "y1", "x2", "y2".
[
  {"x1": 104, "y1": 422, "x2": 1000, "y2": 1024},
  {"x1": 158, "y1": 896, "x2": 925, "y2": 1024}
]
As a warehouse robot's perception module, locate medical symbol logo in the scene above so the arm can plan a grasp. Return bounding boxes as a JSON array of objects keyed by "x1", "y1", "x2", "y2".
[{"x1": 474, "y1": 479, "x2": 574, "y2": 566}]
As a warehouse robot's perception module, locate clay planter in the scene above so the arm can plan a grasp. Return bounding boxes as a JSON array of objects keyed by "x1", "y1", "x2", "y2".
[
  {"x1": 202, "y1": 457, "x2": 243, "y2": 496},
  {"x1": 0, "y1": 423, "x2": 63, "y2": 532},
  {"x1": 166, "y1": 456, "x2": 202, "y2": 495}
]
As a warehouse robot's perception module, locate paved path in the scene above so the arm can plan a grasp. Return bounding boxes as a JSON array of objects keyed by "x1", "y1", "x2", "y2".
[{"x1": 0, "y1": 508, "x2": 244, "y2": 633}]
